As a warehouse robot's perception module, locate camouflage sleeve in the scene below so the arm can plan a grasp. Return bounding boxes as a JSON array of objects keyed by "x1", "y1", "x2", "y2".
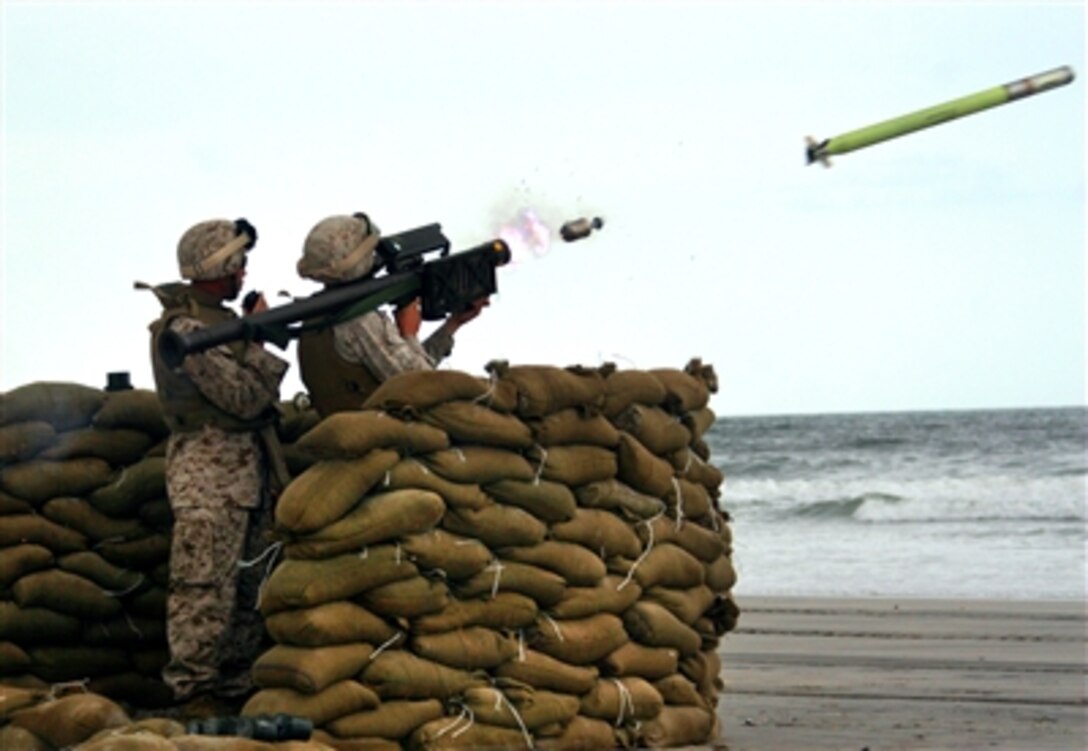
[
  {"x1": 170, "y1": 316, "x2": 288, "y2": 419},
  {"x1": 332, "y1": 310, "x2": 437, "y2": 380},
  {"x1": 423, "y1": 323, "x2": 455, "y2": 362}
]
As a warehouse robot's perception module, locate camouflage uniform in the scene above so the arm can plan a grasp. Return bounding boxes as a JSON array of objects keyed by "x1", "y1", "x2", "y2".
[{"x1": 149, "y1": 219, "x2": 288, "y2": 701}]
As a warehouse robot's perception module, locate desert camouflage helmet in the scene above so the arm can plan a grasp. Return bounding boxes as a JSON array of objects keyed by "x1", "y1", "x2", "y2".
[
  {"x1": 177, "y1": 218, "x2": 257, "y2": 281},
  {"x1": 297, "y1": 213, "x2": 381, "y2": 284}
]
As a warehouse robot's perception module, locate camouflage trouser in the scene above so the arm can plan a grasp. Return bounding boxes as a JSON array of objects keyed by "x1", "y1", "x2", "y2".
[{"x1": 162, "y1": 428, "x2": 277, "y2": 701}]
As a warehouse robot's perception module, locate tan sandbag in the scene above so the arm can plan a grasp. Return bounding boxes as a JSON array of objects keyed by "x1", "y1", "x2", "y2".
[
  {"x1": 639, "y1": 705, "x2": 716, "y2": 748},
  {"x1": 171, "y1": 737, "x2": 277, "y2": 750},
  {"x1": 494, "y1": 648, "x2": 599, "y2": 695},
  {"x1": 127, "y1": 587, "x2": 167, "y2": 618},
  {"x1": 580, "y1": 676, "x2": 663, "y2": 723},
  {"x1": 252, "y1": 642, "x2": 375, "y2": 694},
  {"x1": 58, "y1": 551, "x2": 146, "y2": 594},
  {"x1": 83, "y1": 614, "x2": 164, "y2": 645},
  {"x1": 441, "y1": 503, "x2": 546, "y2": 548},
  {"x1": 275, "y1": 450, "x2": 400, "y2": 534},
  {"x1": 410, "y1": 716, "x2": 530, "y2": 750},
  {"x1": 286, "y1": 489, "x2": 445, "y2": 559},
  {"x1": 422, "y1": 401, "x2": 534, "y2": 449},
  {"x1": 43, "y1": 497, "x2": 146, "y2": 542},
  {"x1": 0, "y1": 544, "x2": 54, "y2": 589},
  {"x1": 412, "y1": 592, "x2": 538, "y2": 635},
  {"x1": 499, "y1": 540, "x2": 605, "y2": 586},
  {"x1": 96, "y1": 533, "x2": 172, "y2": 570},
  {"x1": 454, "y1": 560, "x2": 566, "y2": 608},
  {"x1": 383, "y1": 459, "x2": 491, "y2": 511},
  {"x1": 311, "y1": 730, "x2": 402, "y2": 751},
  {"x1": 654, "y1": 674, "x2": 709, "y2": 709},
  {"x1": 550, "y1": 509, "x2": 642, "y2": 560},
  {"x1": 362, "y1": 650, "x2": 484, "y2": 701},
  {"x1": 612, "y1": 405, "x2": 691, "y2": 456},
  {"x1": 705, "y1": 554, "x2": 737, "y2": 593},
  {"x1": 461, "y1": 685, "x2": 580, "y2": 731},
  {"x1": 632, "y1": 543, "x2": 705, "y2": 591},
  {"x1": 294, "y1": 410, "x2": 450, "y2": 461},
  {"x1": 360, "y1": 574, "x2": 450, "y2": 618},
  {"x1": 71, "y1": 730, "x2": 178, "y2": 751},
  {"x1": 0, "y1": 514, "x2": 86, "y2": 554},
  {"x1": 526, "y1": 445, "x2": 617, "y2": 487},
  {"x1": 623, "y1": 601, "x2": 701, "y2": 656},
  {"x1": 1, "y1": 458, "x2": 114, "y2": 505},
  {"x1": 13, "y1": 569, "x2": 123, "y2": 620},
  {"x1": 549, "y1": 575, "x2": 641, "y2": 619},
  {"x1": 421, "y1": 446, "x2": 535, "y2": 485},
  {"x1": 265, "y1": 600, "x2": 398, "y2": 647},
  {"x1": 528, "y1": 408, "x2": 619, "y2": 448},
  {"x1": 533, "y1": 613, "x2": 628, "y2": 666},
  {"x1": 535, "y1": 715, "x2": 616, "y2": 751},
  {"x1": 137, "y1": 499, "x2": 174, "y2": 532},
  {"x1": 484, "y1": 479, "x2": 576, "y2": 524},
  {"x1": 0, "y1": 601, "x2": 81, "y2": 643},
  {"x1": 411, "y1": 626, "x2": 519, "y2": 670},
  {"x1": 0, "y1": 489, "x2": 34, "y2": 515},
  {"x1": 615, "y1": 433, "x2": 674, "y2": 499},
  {"x1": 493, "y1": 363, "x2": 606, "y2": 418},
  {"x1": 703, "y1": 594, "x2": 740, "y2": 637},
  {"x1": 574, "y1": 479, "x2": 664, "y2": 519},
  {"x1": 0, "y1": 382, "x2": 106, "y2": 431},
  {"x1": 401, "y1": 529, "x2": 492, "y2": 581},
  {"x1": 87, "y1": 457, "x2": 166, "y2": 517},
  {"x1": 38, "y1": 428, "x2": 154, "y2": 466},
  {"x1": 601, "y1": 642, "x2": 679, "y2": 681},
  {"x1": 0, "y1": 640, "x2": 31, "y2": 674},
  {"x1": 92, "y1": 388, "x2": 168, "y2": 438},
  {"x1": 667, "y1": 447, "x2": 724, "y2": 494},
  {"x1": 363, "y1": 370, "x2": 490, "y2": 413},
  {"x1": 649, "y1": 363, "x2": 714, "y2": 414},
  {"x1": 327, "y1": 699, "x2": 444, "y2": 740},
  {"x1": 601, "y1": 369, "x2": 668, "y2": 419},
  {"x1": 260, "y1": 546, "x2": 418, "y2": 615},
  {"x1": 636, "y1": 516, "x2": 725, "y2": 563},
  {"x1": 26, "y1": 645, "x2": 130, "y2": 681},
  {"x1": 664, "y1": 477, "x2": 712, "y2": 521},
  {"x1": 679, "y1": 649, "x2": 723, "y2": 702},
  {"x1": 0, "y1": 682, "x2": 48, "y2": 716},
  {"x1": 86, "y1": 672, "x2": 175, "y2": 709},
  {"x1": 680, "y1": 406, "x2": 716, "y2": 440},
  {"x1": 0, "y1": 421, "x2": 55, "y2": 463},
  {"x1": 242, "y1": 679, "x2": 380, "y2": 725},
  {"x1": 642, "y1": 585, "x2": 716, "y2": 626}
]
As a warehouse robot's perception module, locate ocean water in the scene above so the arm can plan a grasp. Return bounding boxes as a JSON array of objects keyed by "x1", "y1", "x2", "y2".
[{"x1": 707, "y1": 407, "x2": 1087, "y2": 600}]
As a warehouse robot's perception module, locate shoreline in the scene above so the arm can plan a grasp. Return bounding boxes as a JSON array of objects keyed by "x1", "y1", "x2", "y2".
[{"x1": 717, "y1": 595, "x2": 1087, "y2": 750}]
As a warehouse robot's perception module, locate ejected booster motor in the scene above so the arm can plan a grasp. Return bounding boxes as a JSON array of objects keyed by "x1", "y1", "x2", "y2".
[
  {"x1": 806, "y1": 66, "x2": 1075, "y2": 166},
  {"x1": 560, "y1": 217, "x2": 604, "y2": 242}
]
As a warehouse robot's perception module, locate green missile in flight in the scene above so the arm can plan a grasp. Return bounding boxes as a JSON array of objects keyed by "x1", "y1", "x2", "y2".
[{"x1": 806, "y1": 66, "x2": 1075, "y2": 167}]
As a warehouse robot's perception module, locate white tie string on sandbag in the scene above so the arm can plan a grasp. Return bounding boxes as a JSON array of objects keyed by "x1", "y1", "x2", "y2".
[
  {"x1": 618, "y1": 509, "x2": 665, "y2": 591},
  {"x1": 472, "y1": 370, "x2": 500, "y2": 407},
  {"x1": 101, "y1": 574, "x2": 146, "y2": 598},
  {"x1": 436, "y1": 703, "x2": 474, "y2": 740},
  {"x1": 487, "y1": 559, "x2": 505, "y2": 599},
  {"x1": 239, "y1": 540, "x2": 283, "y2": 611},
  {"x1": 670, "y1": 476, "x2": 685, "y2": 530},
  {"x1": 531, "y1": 444, "x2": 547, "y2": 486},
  {"x1": 541, "y1": 613, "x2": 565, "y2": 642},
  {"x1": 369, "y1": 631, "x2": 404, "y2": 661},
  {"x1": 48, "y1": 678, "x2": 89, "y2": 699},
  {"x1": 518, "y1": 629, "x2": 526, "y2": 661},
  {"x1": 491, "y1": 685, "x2": 535, "y2": 750},
  {"x1": 612, "y1": 678, "x2": 636, "y2": 728}
]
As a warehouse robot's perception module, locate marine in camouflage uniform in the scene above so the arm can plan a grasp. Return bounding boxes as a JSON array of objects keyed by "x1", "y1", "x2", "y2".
[
  {"x1": 295, "y1": 213, "x2": 485, "y2": 417},
  {"x1": 147, "y1": 218, "x2": 289, "y2": 702}
]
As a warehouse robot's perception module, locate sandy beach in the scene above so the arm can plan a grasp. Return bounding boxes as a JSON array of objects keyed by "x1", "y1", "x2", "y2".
[{"x1": 716, "y1": 596, "x2": 1087, "y2": 750}]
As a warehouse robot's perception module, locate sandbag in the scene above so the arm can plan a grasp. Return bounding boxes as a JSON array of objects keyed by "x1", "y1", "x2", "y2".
[
  {"x1": 421, "y1": 446, "x2": 535, "y2": 485},
  {"x1": 0, "y1": 601, "x2": 81, "y2": 643},
  {"x1": 38, "y1": 427, "x2": 154, "y2": 466},
  {"x1": 400, "y1": 529, "x2": 493, "y2": 581},
  {"x1": 654, "y1": 673, "x2": 709, "y2": 709},
  {"x1": 87, "y1": 457, "x2": 166, "y2": 517},
  {"x1": 526, "y1": 444, "x2": 617, "y2": 487},
  {"x1": 26, "y1": 645, "x2": 130, "y2": 680},
  {"x1": 601, "y1": 642, "x2": 679, "y2": 681},
  {"x1": 494, "y1": 648, "x2": 599, "y2": 695},
  {"x1": 548, "y1": 575, "x2": 641, "y2": 619},
  {"x1": 7, "y1": 692, "x2": 129, "y2": 749},
  {"x1": 83, "y1": 615, "x2": 164, "y2": 645},
  {"x1": 0, "y1": 640, "x2": 30, "y2": 674},
  {"x1": 286, "y1": 489, "x2": 445, "y2": 559},
  {"x1": 615, "y1": 433, "x2": 674, "y2": 499},
  {"x1": 612, "y1": 405, "x2": 691, "y2": 456},
  {"x1": 96, "y1": 533, "x2": 172, "y2": 570},
  {"x1": 0, "y1": 724, "x2": 51, "y2": 751},
  {"x1": 327, "y1": 699, "x2": 445, "y2": 741},
  {"x1": 550, "y1": 509, "x2": 642, "y2": 560},
  {"x1": 580, "y1": 676, "x2": 664, "y2": 723},
  {"x1": 0, "y1": 682, "x2": 47, "y2": 716},
  {"x1": 574, "y1": 479, "x2": 665, "y2": 519},
  {"x1": 275, "y1": 450, "x2": 400, "y2": 534},
  {"x1": 382, "y1": 459, "x2": 491, "y2": 511},
  {"x1": 0, "y1": 421, "x2": 55, "y2": 463},
  {"x1": 664, "y1": 477, "x2": 712, "y2": 521},
  {"x1": 86, "y1": 672, "x2": 176, "y2": 710},
  {"x1": 293, "y1": 410, "x2": 450, "y2": 460},
  {"x1": 359, "y1": 575, "x2": 450, "y2": 618},
  {"x1": 535, "y1": 715, "x2": 617, "y2": 751},
  {"x1": 667, "y1": 447, "x2": 724, "y2": 493},
  {"x1": 679, "y1": 649, "x2": 723, "y2": 703},
  {"x1": 242, "y1": 680, "x2": 380, "y2": 726},
  {"x1": 441, "y1": 503, "x2": 547, "y2": 548},
  {"x1": 13, "y1": 569, "x2": 124, "y2": 620},
  {"x1": 265, "y1": 601, "x2": 399, "y2": 648},
  {"x1": 632, "y1": 542, "x2": 706, "y2": 591},
  {"x1": 412, "y1": 592, "x2": 538, "y2": 635},
  {"x1": 639, "y1": 705, "x2": 716, "y2": 748},
  {"x1": 498, "y1": 540, "x2": 606, "y2": 586},
  {"x1": 1, "y1": 458, "x2": 114, "y2": 504},
  {"x1": 252, "y1": 642, "x2": 376, "y2": 694},
  {"x1": 260, "y1": 546, "x2": 418, "y2": 615},
  {"x1": 410, "y1": 716, "x2": 530, "y2": 750},
  {"x1": 422, "y1": 401, "x2": 534, "y2": 449},
  {"x1": 705, "y1": 554, "x2": 738, "y2": 593},
  {"x1": 622, "y1": 601, "x2": 702, "y2": 656},
  {"x1": 0, "y1": 514, "x2": 87, "y2": 554},
  {"x1": 411, "y1": 626, "x2": 519, "y2": 670},
  {"x1": 533, "y1": 613, "x2": 628, "y2": 666},
  {"x1": 680, "y1": 406, "x2": 717, "y2": 440},
  {"x1": 484, "y1": 479, "x2": 577, "y2": 524},
  {"x1": 363, "y1": 370, "x2": 490, "y2": 413},
  {"x1": 92, "y1": 388, "x2": 169, "y2": 438},
  {"x1": 0, "y1": 489, "x2": 34, "y2": 515},
  {"x1": 0, "y1": 382, "x2": 106, "y2": 431},
  {"x1": 527, "y1": 409, "x2": 619, "y2": 448},
  {"x1": 362, "y1": 650, "x2": 484, "y2": 701},
  {"x1": 461, "y1": 685, "x2": 580, "y2": 731},
  {"x1": 0, "y1": 544, "x2": 54, "y2": 589},
  {"x1": 637, "y1": 515, "x2": 725, "y2": 563},
  {"x1": 42, "y1": 497, "x2": 146, "y2": 542},
  {"x1": 454, "y1": 560, "x2": 566, "y2": 608},
  {"x1": 492, "y1": 364, "x2": 606, "y2": 418},
  {"x1": 642, "y1": 584, "x2": 716, "y2": 626}
]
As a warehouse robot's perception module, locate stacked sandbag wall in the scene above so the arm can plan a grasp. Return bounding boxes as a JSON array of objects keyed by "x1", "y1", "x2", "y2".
[
  {"x1": 249, "y1": 359, "x2": 739, "y2": 750},
  {"x1": 0, "y1": 382, "x2": 177, "y2": 708}
]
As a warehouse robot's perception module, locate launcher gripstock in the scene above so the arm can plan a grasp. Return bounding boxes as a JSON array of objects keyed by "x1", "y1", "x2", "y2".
[{"x1": 158, "y1": 223, "x2": 511, "y2": 369}]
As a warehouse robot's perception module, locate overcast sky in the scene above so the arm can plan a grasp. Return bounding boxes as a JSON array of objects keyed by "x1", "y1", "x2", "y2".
[{"x1": 2, "y1": 1, "x2": 1083, "y2": 416}]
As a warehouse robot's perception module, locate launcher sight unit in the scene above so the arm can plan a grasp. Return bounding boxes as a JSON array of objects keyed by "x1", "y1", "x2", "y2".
[{"x1": 158, "y1": 223, "x2": 510, "y2": 369}]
